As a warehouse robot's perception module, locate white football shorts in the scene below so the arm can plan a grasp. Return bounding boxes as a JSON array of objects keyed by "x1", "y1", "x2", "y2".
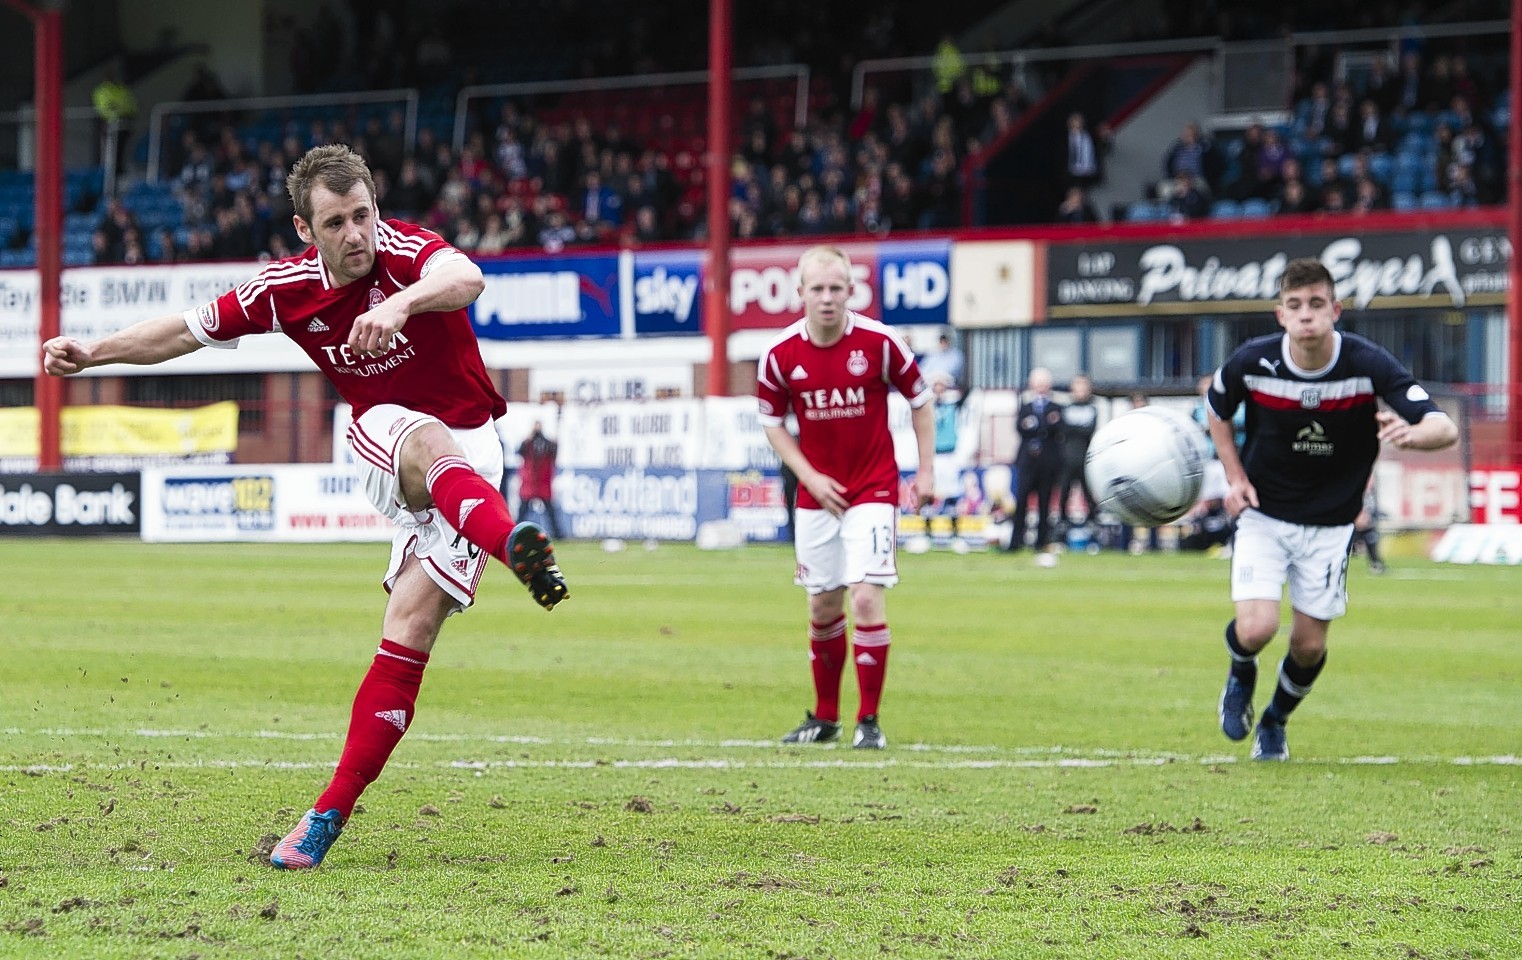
[
  {"x1": 1230, "y1": 508, "x2": 1354, "y2": 621},
  {"x1": 347, "y1": 403, "x2": 505, "y2": 613},
  {"x1": 793, "y1": 502, "x2": 899, "y2": 594}
]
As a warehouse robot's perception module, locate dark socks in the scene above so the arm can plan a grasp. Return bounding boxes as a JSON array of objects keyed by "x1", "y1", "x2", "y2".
[
  {"x1": 1224, "y1": 619, "x2": 1257, "y2": 685},
  {"x1": 1262, "y1": 652, "x2": 1327, "y2": 726}
]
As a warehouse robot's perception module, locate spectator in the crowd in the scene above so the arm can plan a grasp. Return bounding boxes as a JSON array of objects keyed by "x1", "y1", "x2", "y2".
[
  {"x1": 1445, "y1": 164, "x2": 1481, "y2": 207},
  {"x1": 629, "y1": 204, "x2": 665, "y2": 244},
  {"x1": 1324, "y1": 99, "x2": 1358, "y2": 155},
  {"x1": 579, "y1": 170, "x2": 623, "y2": 235},
  {"x1": 1167, "y1": 171, "x2": 1210, "y2": 221},
  {"x1": 917, "y1": 148, "x2": 961, "y2": 229},
  {"x1": 1351, "y1": 99, "x2": 1395, "y2": 153},
  {"x1": 1163, "y1": 121, "x2": 1218, "y2": 191},
  {"x1": 918, "y1": 331, "x2": 966, "y2": 390},
  {"x1": 1316, "y1": 157, "x2": 1352, "y2": 208},
  {"x1": 1219, "y1": 123, "x2": 1263, "y2": 201},
  {"x1": 1055, "y1": 185, "x2": 1100, "y2": 223},
  {"x1": 1277, "y1": 178, "x2": 1314, "y2": 215},
  {"x1": 1251, "y1": 127, "x2": 1289, "y2": 199},
  {"x1": 1351, "y1": 177, "x2": 1386, "y2": 213},
  {"x1": 1063, "y1": 112, "x2": 1102, "y2": 189},
  {"x1": 1300, "y1": 81, "x2": 1334, "y2": 138},
  {"x1": 386, "y1": 158, "x2": 433, "y2": 220}
]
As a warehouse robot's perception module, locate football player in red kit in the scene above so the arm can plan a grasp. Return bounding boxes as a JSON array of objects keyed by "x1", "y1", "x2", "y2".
[
  {"x1": 43, "y1": 144, "x2": 568, "y2": 868},
  {"x1": 756, "y1": 245, "x2": 935, "y2": 749}
]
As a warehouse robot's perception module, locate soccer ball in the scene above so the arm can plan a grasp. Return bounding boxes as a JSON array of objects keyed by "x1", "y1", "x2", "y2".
[{"x1": 1084, "y1": 406, "x2": 1210, "y2": 527}]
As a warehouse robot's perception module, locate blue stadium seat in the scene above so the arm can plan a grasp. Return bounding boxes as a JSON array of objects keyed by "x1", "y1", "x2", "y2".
[
  {"x1": 1403, "y1": 111, "x2": 1433, "y2": 135},
  {"x1": 1126, "y1": 201, "x2": 1163, "y2": 222},
  {"x1": 1210, "y1": 199, "x2": 1241, "y2": 219},
  {"x1": 1392, "y1": 191, "x2": 1418, "y2": 211},
  {"x1": 1240, "y1": 198, "x2": 1274, "y2": 218},
  {"x1": 1392, "y1": 170, "x2": 1419, "y2": 194},
  {"x1": 1419, "y1": 191, "x2": 1451, "y2": 210},
  {"x1": 1368, "y1": 152, "x2": 1394, "y2": 184}
]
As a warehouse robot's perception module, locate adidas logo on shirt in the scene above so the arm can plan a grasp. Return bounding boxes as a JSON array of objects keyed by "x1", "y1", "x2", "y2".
[
  {"x1": 307, "y1": 317, "x2": 330, "y2": 333},
  {"x1": 789, "y1": 365, "x2": 808, "y2": 380},
  {"x1": 374, "y1": 709, "x2": 407, "y2": 732}
]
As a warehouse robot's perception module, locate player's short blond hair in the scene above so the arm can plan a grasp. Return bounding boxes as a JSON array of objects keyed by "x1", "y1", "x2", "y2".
[
  {"x1": 797, "y1": 245, "x2": 852, "y2": 284},
  {"x1": 287, "y1": 143, "x2": 377, "y2": 225}
]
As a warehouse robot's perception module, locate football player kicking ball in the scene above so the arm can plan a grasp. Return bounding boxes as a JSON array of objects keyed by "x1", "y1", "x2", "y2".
[
  {"x1": 1205, "y1": 257, "x2": 1456, "y2": 760},
  {"x1": 756, "y1": 246, "x2": 935, "y2": 749},
  {"x1": 43, "y1": 144, "x2": 569, "y2": 867}
]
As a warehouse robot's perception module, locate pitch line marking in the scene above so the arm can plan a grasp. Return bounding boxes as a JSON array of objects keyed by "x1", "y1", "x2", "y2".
[{"x1": 4, "y1": 754, "x2": 1520, "y2": 776}]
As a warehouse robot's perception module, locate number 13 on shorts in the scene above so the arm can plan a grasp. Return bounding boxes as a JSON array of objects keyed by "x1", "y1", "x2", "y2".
[{"x1": 794, "y1": 503, "x2": 900, "y2": 592}]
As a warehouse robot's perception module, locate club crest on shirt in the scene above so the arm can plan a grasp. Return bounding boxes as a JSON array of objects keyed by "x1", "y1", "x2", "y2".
[
  {"x1": 196, "y1": 304, "x2": 219, "y2": 334},
  {"x1": 1299, "y1": 388, "x2": 1322, "y2": 409},
  {"x1": 846, "y1": 349, "x2": 869, "y2": 377},
  {"x1": 368, "y1": 286, "x2": 387, "y2": 309}
]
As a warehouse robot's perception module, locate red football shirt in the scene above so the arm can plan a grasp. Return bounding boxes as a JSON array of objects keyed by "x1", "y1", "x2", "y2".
[
  {"x1": 756, "y1": 312, "x2": 931, "y2": 509},
  {"x1": 186, "y1": 219, "x2": 505, "y2": 427}
]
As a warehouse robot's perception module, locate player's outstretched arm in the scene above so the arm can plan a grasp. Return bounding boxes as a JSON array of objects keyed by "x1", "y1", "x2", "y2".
[
  {"x1": 42, "y1": 313, "x2": 202, "y2": 376},
  {"x1": 1377, "y1": 410, "x2": 1458, "y2": 451}
]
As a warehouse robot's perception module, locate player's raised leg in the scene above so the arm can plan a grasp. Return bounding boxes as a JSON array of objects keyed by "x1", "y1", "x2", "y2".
[{"x1": 398, "y1": 420, "x2": 567, "y2": 610}]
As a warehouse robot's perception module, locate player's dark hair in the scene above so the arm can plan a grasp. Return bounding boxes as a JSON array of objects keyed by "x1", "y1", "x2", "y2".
[
  {"x1": 287, "y1": 144, "x2": 377, "y2": 225},
  {"x1": 1279, "y1": 258, "x2": 1335, "y2": 298}
]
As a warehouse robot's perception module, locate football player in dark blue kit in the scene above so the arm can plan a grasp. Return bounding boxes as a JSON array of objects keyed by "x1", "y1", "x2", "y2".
[{"x1": 1205, "y1": 258, "x2": 1457, "y2": 760}]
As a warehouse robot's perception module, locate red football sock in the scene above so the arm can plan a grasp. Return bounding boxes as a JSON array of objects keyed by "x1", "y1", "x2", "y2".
[
  {"x1": 426, "y1": 455, "x2": 517, "y2": 565},
  {"x1": 314, "y1": 640, "x2": 429, "y2": 819},
  {"x1": 853, "y1": 623, "x2": 891, "y2": 721},
  {"x1": 809, "y1": 616, "x2": 848, "y2": 723}
]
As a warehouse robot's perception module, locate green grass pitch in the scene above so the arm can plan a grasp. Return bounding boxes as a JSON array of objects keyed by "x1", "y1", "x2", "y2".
[{"x1": 3, "y1": 538, "x2": 1519, "y2": 958}]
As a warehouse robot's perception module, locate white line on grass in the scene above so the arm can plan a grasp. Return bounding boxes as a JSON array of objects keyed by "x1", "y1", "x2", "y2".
[
  {"x1": 4, "y1": 754, "x2": 1522, "y2": 775},
  {"x1": 4, "y1": 726, "x2": 1520, "y2": 775}
]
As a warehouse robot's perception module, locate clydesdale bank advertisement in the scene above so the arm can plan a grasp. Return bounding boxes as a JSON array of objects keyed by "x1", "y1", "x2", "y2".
[{"x1": 1048, "y1": 229, "x2": 1510, "y2": 317}]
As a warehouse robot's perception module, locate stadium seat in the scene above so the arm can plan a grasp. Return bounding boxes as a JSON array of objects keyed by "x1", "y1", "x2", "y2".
[
  {"x1": 1403, "y1": 111, "x2": 1433, "y2": 135},
  {"x1": 1210, "y1": 199, "x2": 1241, "y2": 219},
  {"x1": 1391, "y1": 191, "x2": 1418, "y2": 211},
  {"x1": 1125, "y1": 201, "x2": 1163, "y2": 222},
  {"x1": 1368, "y1": 152, "x2": 1394, "y2": 184},
  {"x1": 1240, "y1": 198, "x2": 1273, "y2": 218},
  {"x1": 1419, "y1": 191, "x2": 1451, "y2": 210}
]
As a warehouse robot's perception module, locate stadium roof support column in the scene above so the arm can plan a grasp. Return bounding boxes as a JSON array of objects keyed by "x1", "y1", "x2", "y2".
[
  {"x1": 6, "y1": 0, "x2": 65, "y2": 469},
  {"x1": 704, "y1": 0, "x2": 733, "y2": 397},
  {"x1": 1509, "y1": 0, "x2": 1521, "y2": 461}
]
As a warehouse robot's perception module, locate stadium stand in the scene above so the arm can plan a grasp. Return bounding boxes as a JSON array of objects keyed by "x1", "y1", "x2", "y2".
[{"x1": 0, "y1": 1, "x2": 1509, "y2": 266}]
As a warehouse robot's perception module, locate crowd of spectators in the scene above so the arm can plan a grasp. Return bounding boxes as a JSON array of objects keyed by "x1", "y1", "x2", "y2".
[
  {"x1": 75, "y1": 0, "x2": 1510, "y2": 267},
  {"x1": 91, "y1": 59, "x2": 1033, "y2": 265},
  {"x1": 1140, "y1": 42, "x2": 1507, "y2": 223}
]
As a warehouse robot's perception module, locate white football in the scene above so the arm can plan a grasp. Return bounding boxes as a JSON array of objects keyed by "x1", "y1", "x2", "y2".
[{"x1": 1084, "y1": 406, "x2": 1210, "y2": 527}]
